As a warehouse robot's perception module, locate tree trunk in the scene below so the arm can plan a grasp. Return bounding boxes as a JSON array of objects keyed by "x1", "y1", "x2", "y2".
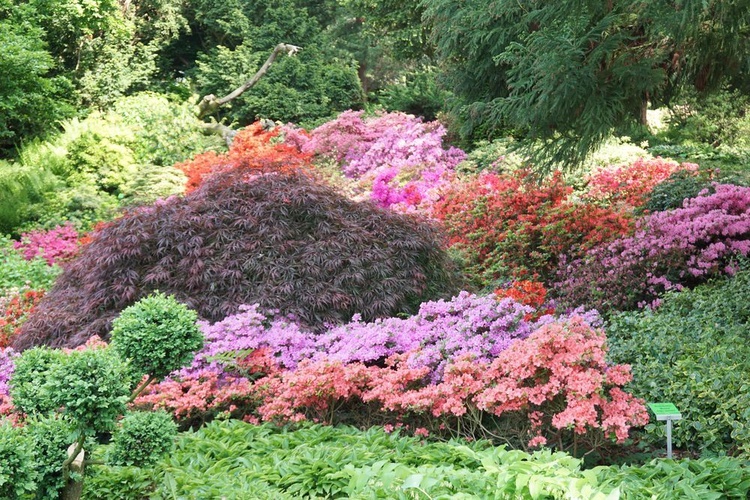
[
  {"x1": 639, "y1": 93, "x2": 649, "y2": 127},
  {"x1": 62, "y1": 444, "x2": 85, "y2": 500}
]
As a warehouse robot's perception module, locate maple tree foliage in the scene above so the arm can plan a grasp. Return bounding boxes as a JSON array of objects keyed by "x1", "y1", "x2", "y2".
[{"x1": 14, "y1": 169, "x2": 460, "y2": 350}]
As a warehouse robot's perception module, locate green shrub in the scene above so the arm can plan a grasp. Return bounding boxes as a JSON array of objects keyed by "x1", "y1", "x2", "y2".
[
  {"x1": 120, "y1": 163, "x2": 186, "y2": 207},
  {"x1": 25, "y1": 415, "x2": 76, "y2": 499},
  {"x1": 607, "y1": 267, "x2": 750, "y2": 456},
  {"x1": 20, "y1": 184, "x2": 122, "y2": 232},
  {"x1": 110, "y1": 292, "x2": 203, "y2": 380},
  {"x1": 639, "y1": 169, "x2": 716, "y2": 213},
  {"x1": 660, "y1": 87, "x2": 750, "y2": 148},
  {"x1": 44, "y1": 347, "x2": 131, "y2": 435},
  {"x1": 109, "y1": 411, "x2": 177, "y2": 467},
  {"x1": 0, "y1": 236, "x2": 61, "y2": 293},
  {"x1": 379, "y1": 66, "x2": 451, "y2": 122},
  {"x1": 109, "y1": 92, "x2": 224, "y2": 167},
  {"x1": 456, "y1": 137, "x2": 528, "y2": 175},
  {"x1": 63, "y1": 130, "x2": 138, "y2": 195},
  {"x1": 0, "y1": 423, "x2": 37, "y2": 499},
  {"x1": 0, "y1": 161, "x2": 59, "y2": 236},
  {"x1": 9, "y1": 346, "x2": 65, "y2": 415}
]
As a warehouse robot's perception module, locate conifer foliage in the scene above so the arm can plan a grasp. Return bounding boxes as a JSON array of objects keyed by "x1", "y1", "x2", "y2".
[{"x1": 14, "y1": 170, "x2": 459, "y2": 350}]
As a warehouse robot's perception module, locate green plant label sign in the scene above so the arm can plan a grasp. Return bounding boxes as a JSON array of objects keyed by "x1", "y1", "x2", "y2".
[{"x1": 648, "y1": 403, "x2": 681, "y2": 420}]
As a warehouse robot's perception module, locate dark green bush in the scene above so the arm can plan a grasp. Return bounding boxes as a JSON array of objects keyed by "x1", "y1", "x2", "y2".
[
  {"x1": 639, "y1": 169, "x2": 715, "y2": 213},
  {"x1": 607, "y1": 267, "x2": 750, "y2": 456},
  {"x1": 15, "y1": 171, "x2": 460, "y2": 349},
  {"x1": 379, "y1": 66, "x2": 451, "y2": 122},
  {"x1": 0, "y1": 423, "x2": 37, "y2": 499},
  {"x1": 109, "y1": 411, "x2": 177, "y2": 467},
  {"x1": 110, "y1": 292, "x2": 203, "y2": 379}
]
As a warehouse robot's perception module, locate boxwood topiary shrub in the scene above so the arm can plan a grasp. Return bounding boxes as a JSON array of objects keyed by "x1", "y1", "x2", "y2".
[
  {"x1": 108, "y1": 411, "x2": 177, "y2": 467},
  {"x1": 15, "y1": 170, "x2": 460, "y2": 349},
  {"x1": 110, "y1": 292, "x2": 203, "y2": 381}
]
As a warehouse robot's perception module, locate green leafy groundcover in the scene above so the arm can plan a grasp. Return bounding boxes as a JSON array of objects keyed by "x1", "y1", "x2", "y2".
[{"x1": 83, "y1": 420, "x2": 750, "y2": 499}]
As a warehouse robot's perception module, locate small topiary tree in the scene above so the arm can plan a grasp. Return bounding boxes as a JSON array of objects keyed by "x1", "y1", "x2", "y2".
[
  {"x1": 15, "y1": 170, "x2": 460, "y2": 350},
  {"x1": 6, "y1": 293, "x2": 203, "y2": 499},
  {"x1": 110, "y1": 291, "x2": 203, "y2": 392}
]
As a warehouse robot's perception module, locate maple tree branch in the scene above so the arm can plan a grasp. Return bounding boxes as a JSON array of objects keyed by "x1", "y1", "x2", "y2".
[{"x1": 196, "y1": 43, "x2": 302, "y2": 120}]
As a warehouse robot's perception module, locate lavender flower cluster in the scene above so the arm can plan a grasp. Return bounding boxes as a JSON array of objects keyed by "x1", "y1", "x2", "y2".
[
  {"x1": 0, "y1": 348, "x2": 16, "y2": 399},
  {"x1": 188, "y1": 292, "x2": 600, "y2": 383}
]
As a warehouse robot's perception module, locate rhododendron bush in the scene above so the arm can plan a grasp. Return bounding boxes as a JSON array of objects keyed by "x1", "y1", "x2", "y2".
[
  {"x1": 584, "y1": 157, "x2": 699, "y2": 209},
  {"x1": 556, "y1": 183, "x2": 750, "y2": 312},
  {"x1": 285, "y1": 110, "x2": 466, "y2": 213},
  {"x1": 13, "y1": 224, "x2": 80, "y2": 265},
  {"x1": 126, "y1": 295, "x2": 644, "y2": 452},
  {"x1": 0, "y1": 289, "x2": 45, "y2": 347},
  {"x1": 434, "y1": 170, "x2": 632, "y2": 285}
]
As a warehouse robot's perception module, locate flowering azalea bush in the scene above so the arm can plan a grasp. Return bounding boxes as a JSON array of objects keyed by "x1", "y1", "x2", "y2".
[
  {"x1": 0, "y1": 289, "x2": 45, "y2": 347},
  {"x1": 126, "y1": 294, "x2": 642, "y2": 452},
  {"x1": 13, "y1": 224, "x2": 80, "y2": 265},
  {"x1": 289, "y1": 110, "x2": 466, "y2": 213},
  {"x1": 584, "y1": 157, "x2": 699, "y2": 209},
  {"x1": 556, "y1": 183, "x2": 750, "y2": 312},
  {"x1": 434, "y1": 170, "x2": 632, "y2": 284},
  {"x1": 175, "y1": 122, "x2": 313, "y2": 192}
]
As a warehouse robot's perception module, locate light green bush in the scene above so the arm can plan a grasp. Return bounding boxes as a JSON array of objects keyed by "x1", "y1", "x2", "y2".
[
  {"x1": 110, "y1": 291, "x2": 203, "y2": 380},
  {"x1": 0, "y1": 423, "x2": 37, "y2": 499}
]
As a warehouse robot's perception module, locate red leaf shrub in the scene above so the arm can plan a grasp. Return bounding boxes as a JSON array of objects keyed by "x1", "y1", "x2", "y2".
[
  {"x1": 175, "y1": 122, "x2": 313, "y2": 192},
  {"x1": 584, "y1": 157, "x2": 699, "y2": 209},
  {"x1": 14, "y1": 171, "x2": 460, "y2": 350},
  {"x1": 434, "y1": 170, "x2": 632, "y2": 284}
]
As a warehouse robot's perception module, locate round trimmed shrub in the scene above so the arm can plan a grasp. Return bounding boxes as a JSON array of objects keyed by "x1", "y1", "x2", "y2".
[
  {"x1": 44, "y1": 347, "x2": 131, "y2": 434},
  {"x1": 9, "y1": 346, "x2": 66, "y2": 415},
  {"x1": 110, "y1": 292, "x2": 203, "y2": 379},
  {"x1": 15, "y1": 171, "x2": 460, "y2": 349},
  {"x1": 109, "y1": 410, "x2": 177, "y2": 467}
]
